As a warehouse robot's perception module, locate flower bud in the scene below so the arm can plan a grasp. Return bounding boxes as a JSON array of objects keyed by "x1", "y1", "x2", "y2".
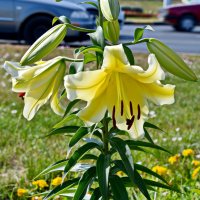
[
  {"x1": 147, "y1": 38, "x2": 197, "y2": 81},
  {"x1": 100, "y1": 0, "x2": 120, "y2": 21},
  {"x1": 20, "y1": 24, "x2": 67, "y2": 66}
]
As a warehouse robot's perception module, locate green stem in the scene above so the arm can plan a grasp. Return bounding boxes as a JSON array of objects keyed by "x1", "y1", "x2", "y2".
[
  {"x1": 66, "y1": 23, "x2": 95, "y2": 33},
  {"x1": 123, "y1": 38, "x2": 149, "y2": 46},
  {"x1": 98, "y1": 0, "x2": 103, "y2": 28},
  {"x1": 102, "y1": 113, "x2": 109, "y2": 154}
]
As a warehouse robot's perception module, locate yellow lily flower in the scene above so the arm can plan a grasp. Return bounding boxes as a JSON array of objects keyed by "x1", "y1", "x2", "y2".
[
  {"x1": 4, "y1": 57, "x2": 66, "y2": 120},
  {"x1": 64, "y1": 44, "x2": 175, "y2": 139}
]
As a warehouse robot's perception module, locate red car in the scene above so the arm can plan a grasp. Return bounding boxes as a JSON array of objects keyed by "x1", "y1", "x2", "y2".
[{"x1": 159, "y1": 3, "x2": 200, "y2": 31}]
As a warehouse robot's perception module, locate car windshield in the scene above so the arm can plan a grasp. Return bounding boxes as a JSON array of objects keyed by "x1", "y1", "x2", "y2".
[{"x1": 182, "y1": 0, "x2": 200, "y2": 3}]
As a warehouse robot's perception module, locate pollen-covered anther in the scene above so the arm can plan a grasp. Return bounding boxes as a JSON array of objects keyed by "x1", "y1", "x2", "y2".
[
  {"x1": 127, "y1": 115, "x2": 135, "y2": 130},
  {"x1": 129, "y1": 101, "x2": 133, "y2": 116},
  {"x1": 112, "y1": 105, "x2": 117, "y2": 128},
  {"x1": 137, "y1": 104, "x2": 141, "y2": 120},
  {"x1": 121, "y1": 100, "x2": 124, "y2": 116}
]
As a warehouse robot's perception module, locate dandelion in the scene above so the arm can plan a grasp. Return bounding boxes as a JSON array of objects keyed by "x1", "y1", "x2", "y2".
[
  {"x1": 192, "y1": 160, "x2": 200, "y2": 167},
  {"x1": 168, "y1": 154, "x2": 180, "y2": 165},
  {"x1": 182, "y1": 149, "x2": 194, "y2": 157},
  {"x1": 17, "y1": 188, "x2": 28, "y2": 197},
  {"x1": 152, "y1": 166, "x2": 169, "y2": 176},
  {"x1": 51, "y1": 177, "x2": 62, "y2": 186},
  {"x1": 192, "y1": 166, "x2": 200, "y2": 179},
  {"x1": 32, "y1": 180, "x2": 48, "y2": 189}
]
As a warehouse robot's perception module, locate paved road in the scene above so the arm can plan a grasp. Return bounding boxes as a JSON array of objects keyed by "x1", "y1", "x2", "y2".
[
  {"x1": 67, "y1": 25, "x2": 200, "y2": 54},
  {"x1": 0, "y1": 25, "x2": 200, "y2": 54}
]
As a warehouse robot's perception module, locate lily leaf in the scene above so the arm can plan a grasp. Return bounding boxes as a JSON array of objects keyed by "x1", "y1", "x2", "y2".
[
  {"x1": 96, "y1": 154, "x2": 110, "y2": 199},
  {"x1": 110, "y1": 175, "x2": 129, "y2": 200},
  {"x1": 73, "y1": 167, "x2": 96, "y2": 200}
]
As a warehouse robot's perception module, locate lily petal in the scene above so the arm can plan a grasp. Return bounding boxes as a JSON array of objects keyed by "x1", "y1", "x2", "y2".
[{"x1": 65, "y1": 70, "x2": 108, "y2": 101}]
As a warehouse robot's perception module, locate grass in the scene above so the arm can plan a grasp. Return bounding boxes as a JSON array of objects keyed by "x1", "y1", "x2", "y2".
[{"x1": 0, "y1": 44, "x2": 200, "y2": 199}]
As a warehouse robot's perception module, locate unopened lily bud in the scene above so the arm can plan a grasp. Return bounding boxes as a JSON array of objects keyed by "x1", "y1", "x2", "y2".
[
  {"x1": 100, "y1": 0, "x2": 120, "y2": 21},
  {"x1": 147, "y1": 38, "x2": 197, "y2": 81},
  {"x1": 20, "y1": 24, "x2": 67, "y2": 66}
]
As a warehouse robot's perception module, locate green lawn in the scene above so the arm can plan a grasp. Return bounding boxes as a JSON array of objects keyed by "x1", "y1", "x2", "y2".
[{"x1": 0, "y1": 44, "x2": 200, "y2": 199}]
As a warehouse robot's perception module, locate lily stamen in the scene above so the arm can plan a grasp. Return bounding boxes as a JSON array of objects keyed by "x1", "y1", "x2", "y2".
[
  {"x1": 129, "y1": 101, "x2": 133, "y2": 116},
  {"x1": 121, "y1": 100, "x2": 124, "y2": 116},
  {"x1": 112, "y1": 106, "x2": 117, "y2": 128},
  {"x1": 127, "y1": 115, "x2": 135, "y2": 130},
  {"x1": 137, "y1": 104, "x2": 141, "y2": 120}
]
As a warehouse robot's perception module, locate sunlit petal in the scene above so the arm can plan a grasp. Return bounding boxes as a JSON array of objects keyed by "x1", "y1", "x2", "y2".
[{"x1": 65, "y1": 70, "x2": 108, "y2": 101}]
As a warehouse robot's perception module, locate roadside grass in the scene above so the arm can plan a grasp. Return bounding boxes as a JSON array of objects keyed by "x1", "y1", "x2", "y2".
[{"x1": 0, "y1": 44, "x2": 199, "y2": 199}]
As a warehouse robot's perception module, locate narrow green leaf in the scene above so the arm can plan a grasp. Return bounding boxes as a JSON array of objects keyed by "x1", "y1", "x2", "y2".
[
  {"x1": 90, "y1": 187, "x2": 101, "y2": 200},
  {"x1": 78, "y1": 46, "x2": 103, "y2": 55},
  {"x1": 52, "y1": 17, "x2": 59, "y2": 25},
  {"x1": 44, "y1": 178, "x2": 79, "y2": 200},
  {"x1": 125, "y1": 140, "x2": 171, "y2": 154},
  {"x1": 134, "y1": 28, "x2": 144, "y2": 42},
  {"x1": 110, "y1": 137, "x2": 135, "y2": 186},
  {"x1": 134, "y1": 164, "x2": 168, "y2": 184},
  {"x1": 73, "y1": 167, "x2": 96, "y2": 200},
  {"x1": 144, "y1": 128, "x2": 154, "y2": 144},
  {"x1": 144, "y1": 179, "x2": 180, "y2": 192},
  {"x1": 80, "y1": 154, "x2": 98, "y2": 161},
  {"x1": 35, "y1": 159, "x2": 68, "y2": 178},
  {"x1": 69, "y1": 127, "x2": 89, "y2": 148},
  {"x1": 110, "y1": 175, "x2": 129, "y2": 200},
  {"x1": 96, "y1": 154, "x2": 110, "y2": 199},
  {"x1": 64, "y1": 99, "x2": 80, "y2": 117},
  {"x1": 144, "y1": 122, "x2": 163, "y2": 132},
  {"x1": 109, "y1": 175, "x2": 129, "y2": 200},
  {"x1": 123, "y1": 45, "x2": 135, "y2": 65},
  {"x1": 84, "y1": 53, "x2": 96, "y2": 64},
  {"x1": 81, "y1": 1, "x2": 98, "y2": 9},
  {"x1": 64, "y1": 143, "x2": 99, "y2": 177},
  {"x1": 47, "y1": 126, "x2": 79, "y2": 137},
  {"x1": 133, "y1": 170, "x2": 151, "y2": 200},
  {"x1": 53, "y1": 114, "x2": 78, "y2": 129}
]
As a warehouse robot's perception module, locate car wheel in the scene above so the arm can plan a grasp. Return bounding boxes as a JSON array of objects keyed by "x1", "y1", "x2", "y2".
[
  {"x1": 23, "y1": 16, "x2": 53, "y2": 44},
  {"x1": 178, "y1": 15, "x2": 195, "y2": 32}
]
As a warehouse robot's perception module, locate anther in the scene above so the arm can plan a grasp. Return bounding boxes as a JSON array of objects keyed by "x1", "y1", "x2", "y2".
[
  {"x1": 137, "y1": 104, "x2": 141, "y2": 120},
  {"x1": 121, "y1": 100, "x2": 124, "y2": 116},
  {"x1": 112, "y1": 106, "x2": 117, "y2": 128},
  {"x1": 18, "y1": 92, "x2": 25, "y2": 100},
  {"x1": 127, "y1": 115, "x2": 135, "y2": 130},
  {"x1": 129, "y1": 101, "x2": 133, "y2": 116}
]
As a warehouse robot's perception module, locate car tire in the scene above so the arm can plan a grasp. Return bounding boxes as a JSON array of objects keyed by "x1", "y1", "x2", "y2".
[
  {"x1": 23, "y1": 16, "x2": 53, "y2": 44},
  {"x1": 177, "y1": 15, "x2": 196, "y2": 32}
]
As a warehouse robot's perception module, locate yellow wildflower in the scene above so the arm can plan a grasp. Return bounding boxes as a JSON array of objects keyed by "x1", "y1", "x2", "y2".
[
  {"x1": 192, "y1": 166, "x2": 200, "y2": 179},
  {"x1": 182, "y1": 149, "x2": 194, "y2": 157},
  {"x1": 192, "y1": 160, "x2": 200, "y2": 167},
  {"x1": 152, "y1": 166, "x2": 169, "y2": 176},
  {"x1": 32, "y1": 180, "x2": 48, "y2": 189},
  {"x1": 17, "y1": 188, "x2": 28, "y2": 197},
  {"x1": 32, "y1": 196, "x2": 43, "y2": 200},
  {"x1": 168, "y1": 154, "x2": 180, "y2": 165},
  {"x1": 51, "y1": 177, "x2": 62, "y2": 186},
  {"x1": 116, "y1": 171, "x2": 126, "y2": 176}
]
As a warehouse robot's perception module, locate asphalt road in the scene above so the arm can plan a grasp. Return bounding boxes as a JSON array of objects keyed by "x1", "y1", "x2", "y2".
[
  {"x1": 0, "y1": 25, "x2": 200, "y2": 54},
  {"x1": 67, "y1": 25, "x2": 200, "y2": 54}
]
